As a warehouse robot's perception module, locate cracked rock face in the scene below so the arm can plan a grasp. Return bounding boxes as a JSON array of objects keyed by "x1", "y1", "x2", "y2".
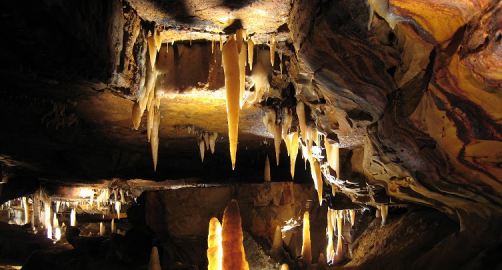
[{"x1": 0, "y1": 0, "x2": 501, "y2": 267}]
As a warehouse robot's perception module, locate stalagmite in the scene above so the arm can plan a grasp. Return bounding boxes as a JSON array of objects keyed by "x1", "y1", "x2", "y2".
[
  {"x1": 148, "y1": 36, "x2": 157, "y2": 70},
  {"x1": 148, "y1": 246, "x2": 161, "y2": 270},
  {"x1": 280, "y1": 264, "x2": 289, "y2": 270},
  {"x1": 221, "y1": 200, "x2": 249, "y2": 270},
  {"x1": 209, "y1": 133, "x2": 218, "y2": 154},
  {"x1": 151, "y1": 107, "x2": 161, "y2": 171},
  {"x1": 264, "y1": 156, "x2": 271, "y2": 182},
  {"x1": 222, "y1": 35, "x2": 241, "y2": 170},
  {"x1": 289, "y1": 131, "x2": 299, "y2": 179},
  {"x1": 55, "y1": 227, "x2": 61, "y2": 241},
  {"x1": 333, "y1": 210, "x2": 343, "y2": 264},
  {"x1": 111, "y1": 218, "x2": 116, "y2": 233},
  {"x1": 22, "y1": 197, "x2": 28, "y2": 225},
  {"x1": 238, "y1": 34, "x2": 247, "y2": 109},
  {"x1": 349, "y1": 209, "x2": 356, "y2": 227},
  {"x1": 270, "y1": 33, "x2": 276, "y2": 67},
  {"x1": 381, "y1": 205, "x2": 388, "y2": 226},
  {"x1": 247, "y1": 38, "x2": 254, "y2": 71},
  {"x1": 302, "y1": 211, "x2": 312, "y2": 264},
  {"x1": 271, "y1": 225, "x2": 283, "y2": 250},
  {"x1": 100, "y1": 222, "x2": 105, "y2": 236},
  {"x1": 296, "y1": 101, "x2": 307, "y2": 142},
  {"x1": 200, "y1": 140, "x2": 205, "y2": 162},
  {"x1": 115, "y1": 202, "x2": 121, "y2": 219},
  {"x1": 326, "y1": 209, "x2": 334, "y2": 261},
  {"x1": 132, "y1": 102, "x2": 142, "y2": 130},
  {"x1": 70, "y1": 209, "x2": 76, "y2": 226},
  {"x1": 207, "y1": 217, "x2": 223, "y2": 270}
]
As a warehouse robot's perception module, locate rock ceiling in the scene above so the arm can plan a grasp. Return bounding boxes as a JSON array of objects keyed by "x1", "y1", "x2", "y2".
[{"x1": 0, "y1": 0, "x2": 501, "y2": 253}]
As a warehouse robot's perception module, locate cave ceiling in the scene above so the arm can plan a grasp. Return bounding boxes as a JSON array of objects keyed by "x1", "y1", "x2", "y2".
[{"x1": 0, "y1": 0, "x2": 501, "y2": 232}]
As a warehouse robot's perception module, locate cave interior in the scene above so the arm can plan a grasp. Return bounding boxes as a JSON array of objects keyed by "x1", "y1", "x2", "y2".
[{"x1": 0, "y1": 0, "x2": 501, "y2": 269}]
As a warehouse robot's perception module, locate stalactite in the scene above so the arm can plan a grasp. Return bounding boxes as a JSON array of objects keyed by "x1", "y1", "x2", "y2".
[
  {"x1": 249, "y1": 61, "x2": 269, "y2": 104},
  {"x1": 381, "y1": 205, "x2": 388, "y2": 226},
  {"x1": 120, "y1": 189, "x2": 125, "y2": 204},
  {"x1": 132, "y1": 103, "x2": 142, "y2": 130},
  {"x1": 264, "y1": 156, "x2": 271, "y2": 182},
  {"x1": 333, "y1": 210, "x2": 343, "y2": 264},
  {"x1": 151, "y1": 106, "x2": 161, "y2": 171},
  {"x1": 248, "y1": 38, "x2": 254, "y2": 71},
  {"x1": 326, "y1": 209, "x2": 334, "y2": 261},
  {"x1": 311, "y1": 158, "x2": 323, "y2": 205},
  {"x1": 282, "y1": 108, "x2": 293, "y2": 155},
  {"x1": 289, "y1": 131, "x2": 299, "y2": 179},
  {"x1": 221, "y1": 200, "x2": 249, "y2": 270},
  {"x1": 52, "y1": 213, "x2": 59, "y2": 228},
  {"x1": 115, "y1": 202, "x2": 121, "y2": 219},
  {"x1": 111, "y1": 218, "x2": 116, "y2": 234},
  {"x1": 148, "y1": 36, "x2": 157, "y2": 70},
  {"x1": 296, "y1": 101, "x2": 307, "y2": 143},
  {"x1": 47, "y1": 224, "x2": 52, "y2": 240},
  {"x1": 238, "y1": 33, "x2": 247, "y2": 109},
  {"x1": 147, "y1": 104, "x2": 154, "y2": 142},
  {"x1": 222, "y1": 35, "x2": 241, "y2": 170},
  {"x1": 208, "y1": 217, "x2": 223, "y2": 270},
  {"x1": 22, "y1": 197, "x2": 28, "y2": 225},
  {"x1": 90, "y1": 191, "x2": 94, "y2": 206},
  {"x1": 302, "y1": 211, "x2": 312, "y2": 264},
  {"x1": 212, "y1": 38, "x2": 215, "y2": 53},
  {"x1": 325, "y1": 141, "x2": 341, "y2": 179},
  {"x1": 349, "y1": 209, "x2": 356, "y2": 227},
  {"x1": 270, "y1": 33, "x2": 276, "y2": 67},
  {"x1": 200, "y1": 139, "x2": 205, "y2": 162},
  {"x1": 209, "y1": 133, "x2": 218, "y2": 154},
  {"x1": 272, "y1": 125, "x2": 281, "y2": 166},
  {"x1": 148, "y1": 246, "x2": 161, "y2": 270},
  {"x1": 55, "y1": 227, "x2": 61, "y2": 241},
  {"x1": 70, "y1": 209, "x2": 76, "y2": 226},
  {"x1": 154, "y1": 30, "x2": 161, "y2": 52},
  {"x1": 279, "y1": 51, "x2": 283, "y2": 76},
  {"x1": 204, "y1": 132, "x2": 210, "y2": 151}
]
